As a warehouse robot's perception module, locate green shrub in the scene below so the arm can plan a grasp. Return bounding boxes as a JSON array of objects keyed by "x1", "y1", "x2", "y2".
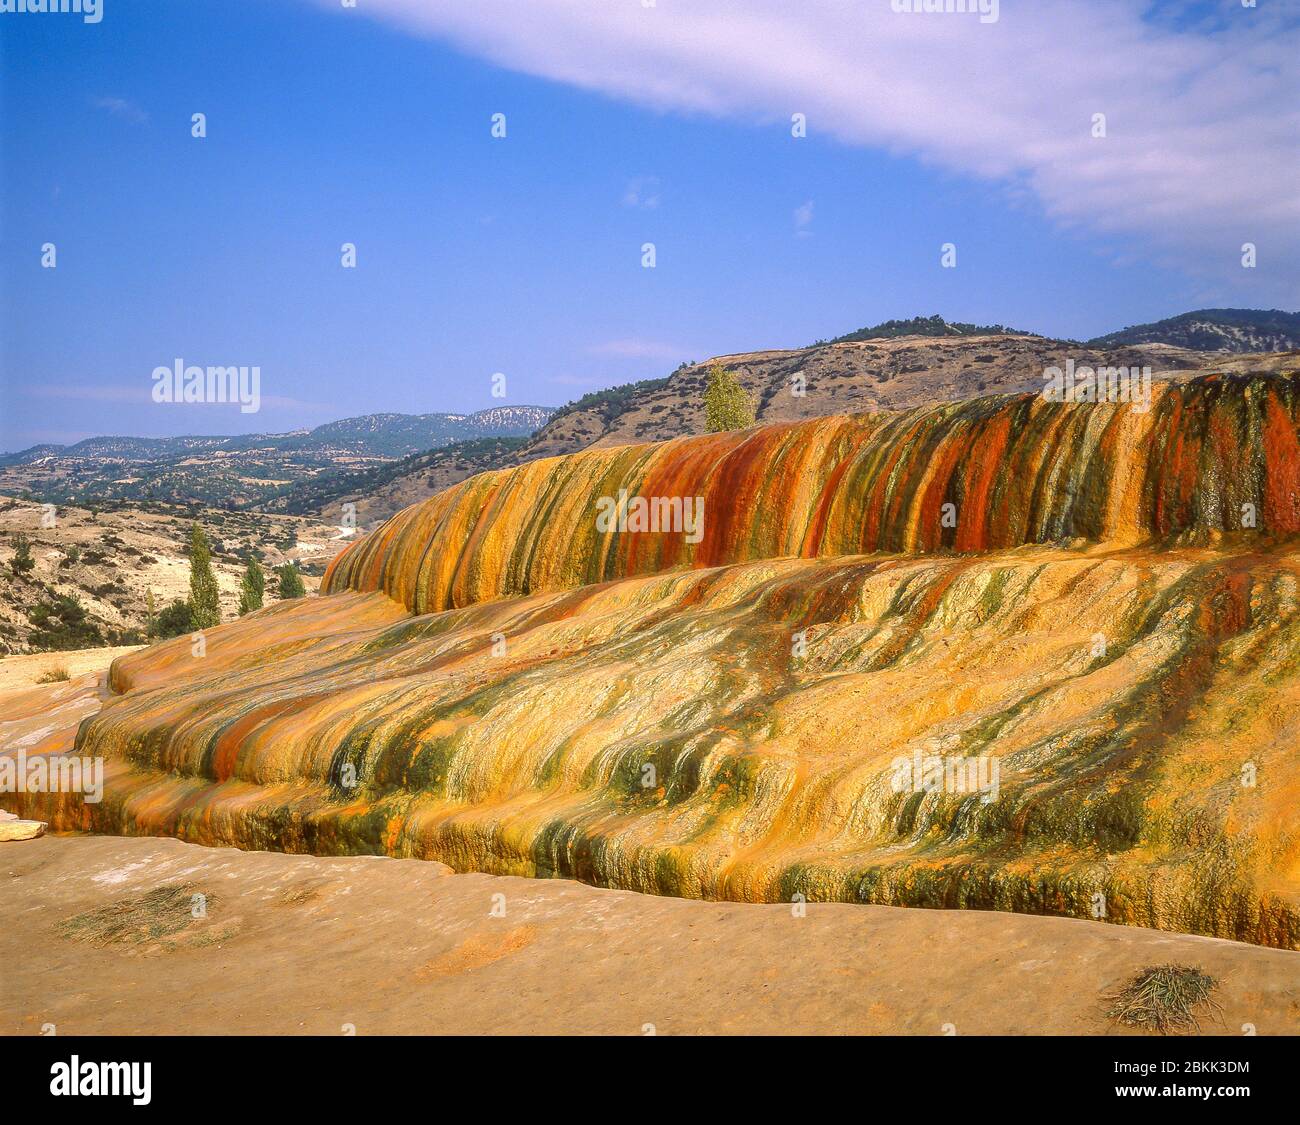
[
  {"x1": 276, "y1": 563, "x2": 306, "y2": 600},
  {"x1": 10, "y1": 533, "x2": 35, "y2": 575},
  {"x1": 150, "y1": 599, "x2": 192, "y2": 640},
  {"x1": 28, "y1": 594, "x2": 103, "y2": 651}
]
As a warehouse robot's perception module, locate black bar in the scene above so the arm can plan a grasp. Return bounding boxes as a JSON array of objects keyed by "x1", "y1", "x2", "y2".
[{"x1": 2, "y1": 1032, "x2": 1289, "y2": 1109}]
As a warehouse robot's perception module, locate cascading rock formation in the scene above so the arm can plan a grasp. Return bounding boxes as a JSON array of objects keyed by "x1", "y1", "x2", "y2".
[{"x1": 5, "y1": 373, "x2": 1300, "y2": 947}]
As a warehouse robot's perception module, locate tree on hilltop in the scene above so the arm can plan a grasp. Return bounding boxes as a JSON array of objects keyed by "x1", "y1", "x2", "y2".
[{"x1": 703, "y1": 363, "x2": 755, "y2": 433}]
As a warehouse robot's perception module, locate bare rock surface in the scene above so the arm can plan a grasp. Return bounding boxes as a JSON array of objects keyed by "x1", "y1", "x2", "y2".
[{"x1": 2, "y1": 834, "x2": 1296, "y2": 1036}]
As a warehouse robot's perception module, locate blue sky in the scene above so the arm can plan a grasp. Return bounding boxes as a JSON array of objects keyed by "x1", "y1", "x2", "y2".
[{"x1": 1, "y1": 0, "x2": 1295, "y2": 451}]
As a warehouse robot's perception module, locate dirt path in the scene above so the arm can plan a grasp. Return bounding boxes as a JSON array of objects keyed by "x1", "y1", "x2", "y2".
[{"x1": 2, "y1": 834, "x2": 1296, "y2": 1036}]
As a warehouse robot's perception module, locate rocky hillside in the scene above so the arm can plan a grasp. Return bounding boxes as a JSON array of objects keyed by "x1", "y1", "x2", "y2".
[
  {"x1": 506, "y1": 312, "x2": 1299, "y2": 459},
  {"x1": 266, "y1": 436, "x2": 529, "y2": 524},
  {"x1": 0, "y1": 498, "x2": 344, "y2": 655},
  {"x1": 316, "y1": 332, "x2": 1298, "y2": 528},
  {"x1": 1087, "y1": 308, "x2": 1300, "y2": 353},
  {"x1": 819, "y1": 313, "x2": 1034, "y2": 344},
  {"x1": 521, "y1": 334, "x2": 1210, "y2": 454}
]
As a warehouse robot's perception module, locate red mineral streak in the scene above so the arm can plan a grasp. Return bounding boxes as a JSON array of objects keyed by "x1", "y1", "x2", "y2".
[{"x1": 324, "y1": 375, "x2": 1300, "y2": 615}]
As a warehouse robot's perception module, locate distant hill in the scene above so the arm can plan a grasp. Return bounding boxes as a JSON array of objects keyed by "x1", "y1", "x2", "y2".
[
  {"x1": 0, "y1": 406, "x2": 554, "y2": 509},
  {"x1": 0, "y1": 435, "x2": 236, "y2": 466},
  {"x1": 1087, "y1": 309, "x2": 1300, "y2": 353},
  {"x1": 266, "y1": 435, "x2": 531, "y2": 522},
  {"x1": 523, "y1": 309, "x2": 1295, "y2": 463},
  {"x1": 302, "y1": 406, "x2": 553, "y2": 457},
  {"x1": 823, "y1": 314, "x2": 1035, "y2": 345},
  {"x1": 509, "y1": 334, "x2": 1221, "y2": 463},
  {"x1": 0, "y1": 406, "x2": 555, "y2": 467}
]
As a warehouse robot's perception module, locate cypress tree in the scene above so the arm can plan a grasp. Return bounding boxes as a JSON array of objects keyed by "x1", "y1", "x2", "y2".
[
  {"x1": 276, "y1": 562, "x2": 306, "y2": 600},
  {"x1": 238, "y1": 555, "x2": 265, "y2": 615}
]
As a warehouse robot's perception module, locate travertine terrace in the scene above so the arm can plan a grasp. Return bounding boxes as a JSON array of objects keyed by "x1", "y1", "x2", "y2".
[{"x1": 5, "y1": 373, "x2": 1299, "y2": 947}]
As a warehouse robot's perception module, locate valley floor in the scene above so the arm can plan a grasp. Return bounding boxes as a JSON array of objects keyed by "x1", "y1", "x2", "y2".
[{"x1": 2, "y1": 831, "x2": 1297, "y2": 1036}]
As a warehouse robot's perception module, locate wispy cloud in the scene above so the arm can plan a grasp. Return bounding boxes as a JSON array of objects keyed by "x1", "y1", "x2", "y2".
[
  {"x1": 314, "y1": 0, "x2": 1299, "y2": 279},
  {"x1": 622, "y1": 175, "x2": 661, "y2": 210},
  {"x1": 24, "y1": 384, "x2": 147, "y2": 404},
  {"x1": 794, "y1": 199, "x2": 814, "y2": 237},
  {"x1": 258, "y1": 395, "x2": 340, "y2": 413},
  {"x1": 21, "y1": 383, "x2": 333, "y2": 414},
  {"x1": 588, "y1": 338, "x2": 689, "y2": 360},
  {"x1": 91, "y1": 96, "x2": 149, "y2": 124}
]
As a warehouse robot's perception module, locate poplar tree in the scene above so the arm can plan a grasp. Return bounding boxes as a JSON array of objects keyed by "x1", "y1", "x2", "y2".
[
  {"x1": 703, "y1": 363, "x2": 756, "y2": 432},
  {"x1": 238, "y1": 555, "x2": 265, "y2": 615},
  {"x1": 187, "y1": 524, "x2": 221, "y2": 629}
]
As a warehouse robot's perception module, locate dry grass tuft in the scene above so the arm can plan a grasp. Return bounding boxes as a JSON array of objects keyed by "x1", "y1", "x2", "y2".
[
  {"x1": 1107, "y1": 964, "x2": 1221, "y2": 1034},
  {"x1": 276, "y1": 884, "x2": 324, "y2": 907},
  {"x1": 57, "y1": 884, "x2": 215, "y2": 949}
]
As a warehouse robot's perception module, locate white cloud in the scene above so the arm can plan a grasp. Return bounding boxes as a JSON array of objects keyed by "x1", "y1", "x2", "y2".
[
  {"x1": 24, "y1": 384, "x2": 146, "y2": 403},
  {"x1": 588, "y1": 338, "x2": 689, "y2": 360},
  {"x1": 91, "y1": 96, "x2": 148, "y2": 124},
  {"x1": 794, "y1": 199, "x2": 814, "y2": 236},
  {"x1": 310, "y1": 0, "x2": 1299, "y2": 283},
  {"x1": 622, "y1": 175, "x2": 661, "y2": 210},
  {"x1": 22, "y1": 384, "x2": 333, "y2": 413}
]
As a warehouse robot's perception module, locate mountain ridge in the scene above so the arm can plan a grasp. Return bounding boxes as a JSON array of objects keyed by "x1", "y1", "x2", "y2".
[
  {"x1": 1086, "y1": 308, "x2": 1300, "y2": 352},
  {"x1": 0, "y1": 405, "x2": 556, "y2": 510},
  {"x1": 0, "y1": 405, "x2": 555, "y2": 464}
]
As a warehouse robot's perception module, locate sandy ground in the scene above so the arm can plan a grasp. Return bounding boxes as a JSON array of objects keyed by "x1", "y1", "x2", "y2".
[
  {"x1": 0, "y1": 646, "x2": 140, "y2": 695},
  {"x1": 2, "y1": 833, "x2": 1297, "y2": 1036},
  {"x1": 3, "y1": 649, "x2": 1297, "y2": 1036}
]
